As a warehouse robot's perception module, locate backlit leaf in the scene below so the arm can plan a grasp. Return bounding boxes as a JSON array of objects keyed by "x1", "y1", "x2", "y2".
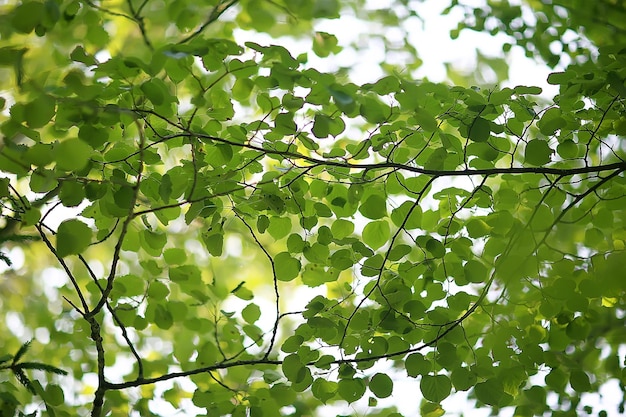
[
  {"x1": 338, "y1": 378, "x2": 366, "y2": 403},
  {"x1": 359, "y1": 194, "x2": 387, "y2": 219},
  {"x1": 525, "y1": 139, "x2": 553, "y2": 166},
  {"x1": 369, "y1": 373, "x2": 393, "y2": 398},
  {"x1": 54, "y1": 139, "x2": 93, "y2": 171},
  {"x1": 274, "y1": 252, "x2": 301, "y2": 281},
  {"x1": 56, "y1": 219, "x2": 92, "y2": 257},
  {"x1": 468, "y1": 117, "x2": 490, "y2": 142},
  {"x1": 362, "y1": 220, "x2": 390, "y2": 250},
  {"x1": 420, "y1": 375, "x2": 452, "y2": 403},
  {"x1": 24, "y1": 95, "x2": 55, "y2": 128},
  {"x1": 474, "y1": 378, "x2": 505, "y2": 405}
]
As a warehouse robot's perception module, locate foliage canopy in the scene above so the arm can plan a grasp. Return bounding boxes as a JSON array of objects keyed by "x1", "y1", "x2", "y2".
[{"x1": 1, "y1": 0, "x2": 625, "y2": 416}]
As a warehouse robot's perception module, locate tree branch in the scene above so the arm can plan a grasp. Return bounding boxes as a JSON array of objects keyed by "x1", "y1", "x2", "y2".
[{"x1": 178, "y1": 0, "x2": 240, "y2": 44}]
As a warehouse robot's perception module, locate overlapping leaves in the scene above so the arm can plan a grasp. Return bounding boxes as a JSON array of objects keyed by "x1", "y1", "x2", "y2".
[{"x1": 1, "y1": 1, "x2": 625, "y2": 417}]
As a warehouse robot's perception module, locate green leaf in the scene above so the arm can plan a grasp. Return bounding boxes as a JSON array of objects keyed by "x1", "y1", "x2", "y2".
[
  {"x1": 406, "y1": 353, "x2": 430, "y2": 377},
  {"x1": 312, "y1": 32, "x2": 339, "y2": 57},
  {"x1": 0, "y1": 177, "x2": 9, "y2": 198},
  {"x1": 358, "y1": 194, "x2": 387, "y2": 220},
  {"x1": 424, "y1": 147, "x2": 448, "y2": 170},
  {"x1": 525, "y1": 139, "x2": 553, "y2": 166},
  {"x1": 467, "y1": 117, "x2": 490, "y2": 142},
  {"x1": 274, "y1": 112, "x2": 297, "y2": 134},
  {"x1": 513, "y1": 85, "x2": 542, "y2": 95},
  {"x1": 425, "y1": 237, "x2": 445, "y2": 258},
  {"x1": 369, "y1": 373, "x2": 393, "y2": 398},
  {"x1": 24, "y1": 95, "x2": 56, "y2": 128},
  {"x1": 267, "y1": 216, "x2": 292, "y2": 240},
  {"x1": 331, "y1": 219, "x2": 354, "y2": 239},
  {"x1": 537, "y1": 108, "x2": 565, "y2": 136},
  {"x1": 11, "y1": 1, "x2": 45, "y2": 34},
  {"x1": 242, "y1": 303, "x2": 261, "y2": 324},
  {"x1": 313, "y1": 0, "x2": 340, "y2": 18},
  {"x1": 141, "y1": 78, "x2": 168, "y2": 106},
  {"x1": 557, "y1": 139, "x2": 579, "y2": 159},
  {"x1": 474, "y1": 378, "x2": 505, "y2": 405},
  {"x1": 362, "y1": 76, "x2": 400, "y2": 95},
  {"x1": 415, "y1": 108, "x2": 438, "y2": 132},
  {"x1": 202, "y1": 231, "x2": 224, "y2": 256},
  {"x1": 274, "y1": 252, "x2": 301, "y2": 281},
  {"x1": 312, "y1": 378, "x2": 337, "y2": 403},
  {"x1": 147, "y1": 281, "x2": 170, "y2": 300},
  {"x1": 569, "y1": 370, "x2": 591, "y2": 392},
  {"x1": 22, "y1": 207, "x2": 41, "y2": 226},
  {"x1": 420, "y1": 375, "x2": 452, "y2": 403},
  {"x1": 44, "y1": 384, "x2": 64, "y2": 406},
  {"x1": 70, "y1": 45, "x2": 97, "y2": 66},
  {"x1": 232, "y1": 77, "x2": 254, "y2": 101},
  {"x1": 312, "y1": 114, "x2": 331, "y2": 138},
  {"x1": 163, "y1": 248, "x2": 187, "y2": 265},
  {"x1": 59, "y1": 181, "x2": 85, "y2": 207},
  {"x1": 142, "y1": 230, "x2": 167, "y2": 253},
  {"x1": 338, "y1": 378, "x2": 366, "y2": 403},
  {"x1": 116, "y1": 274, "x2": 145, "y2": 296},
  {"x1": 328, "y1": 87, "x2": 356, "y2": 113},
  {"x1": 566, "y1": 317, "x2": 591, "y2": 340},
  {"x1": 54, "y1": 139, "x2": 93, "y2": 171},
  {"x1": 545, "y1": 368, "x2": 568, "y2": 391},
  {"x1": 360, "y1": 96, "x2": 389, "y2": 124},
  {"x1": 281, "y1": 335, "x2": 304, "y2": 353},
  {"x1": 547, "y1": 71, "x2": 575, "y2": 85},
  {"x1": 79, "y1": 124, "x2": 110, "y2": 149},
  {"x1": 56, "y1": 219, "x2": 92, "y2": 257},
  {"x1": 465, "y1": 218, "x2": 492, "y2": 238},
  {"x1": 451, "y1": 367, "x2": 477, "y2": 391},
  {"x1": 607, "y1": 71, "x2": 626, "y2": 98},
  {"x1": 391, "y1": 201, "x2": 421, "y2": 229},
  {"x1": 362, "y1": 220, "x2": 390, "y2": 250},
  {"x1": 169, "y1": 265, "x2": 201, "y2": 283},
  {"x1": 420, "y1": 402, "x2": 445, "y2": 417},
  {"x1": 282, "y1": 354, "x2": 306, "y2": 383},
  {"x1": 464, "y1": 260, "x2": 488, "y2": 283},
  {"x1": 153, "y1": 304, "x2": 174, "y2": 329}
]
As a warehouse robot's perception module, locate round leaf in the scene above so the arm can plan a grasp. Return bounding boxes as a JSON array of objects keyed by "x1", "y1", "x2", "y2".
[
  {"x1": 359, "y1": 194, "x2": 387, "y2": 220},
  {"x1": 369, "y1": 373, "x2": 393, "y2": 398},
  {"x1": 274, "y1": 252, "x2": 301, "y2": 281},
  {"x1": 557, "y1": 139, "x2": 578, "y2": 159},
  {"x1": 56, "y1": 219, "x2": 92, "y2": 257},
  {"x1": 525, "y1": 139, "x2": 553, "y2": 166},
  {"x1": 338, "y1": 378, "x2": 366, "y2": 403},
  {"x1": 420, "y1": 374, "x2": 452, "y2": 403},
  {"x1": 362, "y1": 220, "x2": 390, "y2": 250}
]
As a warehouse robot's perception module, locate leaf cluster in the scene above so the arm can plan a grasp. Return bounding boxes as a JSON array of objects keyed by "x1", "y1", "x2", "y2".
[{"x1": 0, "y1": 1, "x2": 625, "y2": 417}]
